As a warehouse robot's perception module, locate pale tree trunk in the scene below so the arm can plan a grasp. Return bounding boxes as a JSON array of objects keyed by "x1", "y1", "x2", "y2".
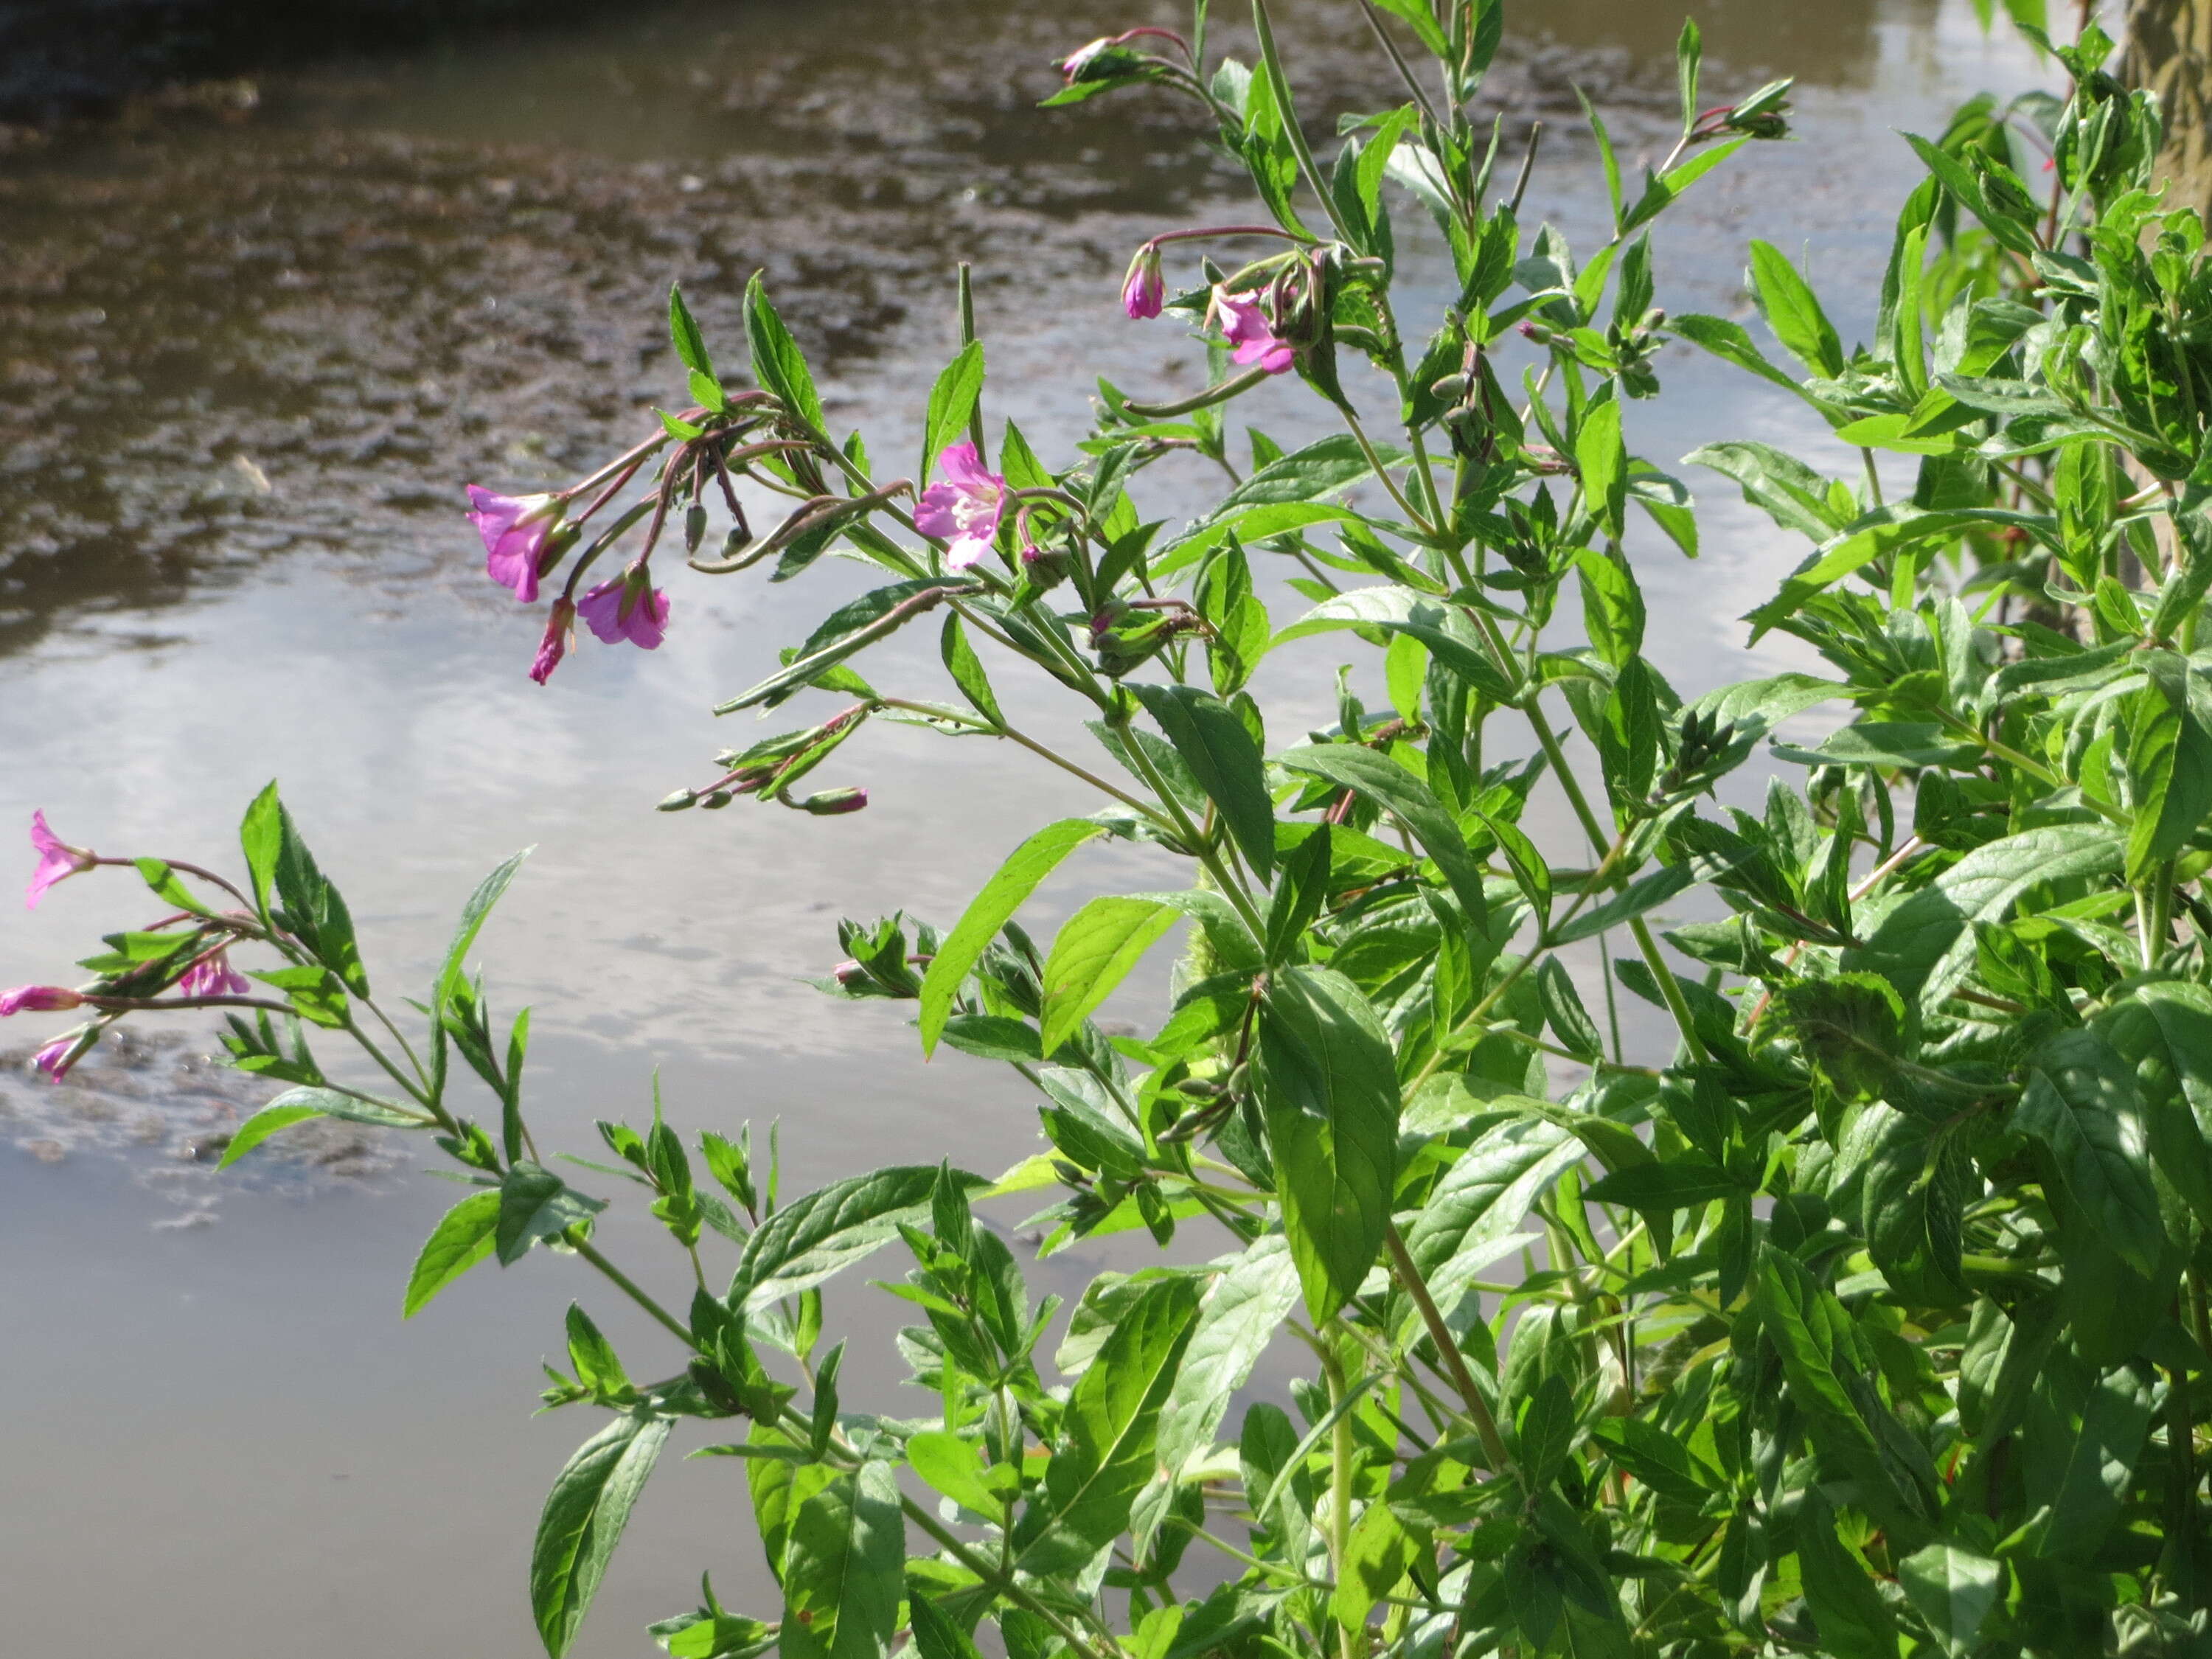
[{"x1": 2123, "y1": 0, "x2": 2212, "y2": 220}]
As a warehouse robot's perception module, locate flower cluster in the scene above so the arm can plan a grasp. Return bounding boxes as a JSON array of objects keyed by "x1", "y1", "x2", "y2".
[{"x1": 465, "y1": 474, "x2": 669, "y2": 686}]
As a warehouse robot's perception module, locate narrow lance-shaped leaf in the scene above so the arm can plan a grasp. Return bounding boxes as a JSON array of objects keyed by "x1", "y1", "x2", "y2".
[
  {"x1": 1279, "y1": 744, "x2": 1489, "y2": 936},
  {"x1": 531, "y1": 1411, "x2": 672, "y2": 1658},
  {"x1": 919, "y1": 818, "x2": 1107, "y2": 1054},
  {"x1": 1040, "y1": 895, "x2": 1181, "y2": 1054},
  {"x1": 1128, "y1": 682, "x2": 1276, "y2": 880},
  {"x1": 1258, "y1": 966, "x2": 1401, "y2": 1323}
]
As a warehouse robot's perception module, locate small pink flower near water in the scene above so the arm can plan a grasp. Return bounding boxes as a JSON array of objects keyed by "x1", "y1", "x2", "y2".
[
  {"x1": 914, "y1": 442, "x2": 1007, "y2": 570},
  {"x1": 577, "y1": 570, "x2": 671, "y2": 650},
  {"x1": 466, "y1": 487, "x2": 564, "y2": 602},
  {"x1": 32, "y1": 1030, "x2": 86, "y2": 1082},
  {"x1": 178, "y1": 951, "x2": 250, "y2": 1000},
  {"x1": 26, "y1": 811, "x2": 95, "y2": 910},
  {"x1": 0, "y1": 986, "x2": 83, "y2": 1016},
  {"x1": 1208, "y1": 286, "x2": 1295, "y2": 375},
  {"x1": 1121, "y1": 244, "x2": 1165, "y2": 319},
  {"x1": 530, "y1": 596, "x2": 578, "y2": 684}
]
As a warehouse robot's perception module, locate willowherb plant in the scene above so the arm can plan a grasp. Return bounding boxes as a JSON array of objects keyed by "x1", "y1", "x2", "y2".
[{"x1": 17, "y1": 2, "x2": 2212, "y2": 1655}]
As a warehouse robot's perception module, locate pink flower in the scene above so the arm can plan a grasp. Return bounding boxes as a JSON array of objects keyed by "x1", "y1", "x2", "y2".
[
  {"x1": 26, "y1": 811, "x2": 94, "y2": 910},
  {"x1": 914, "y1": 442, "x2": 1007, "y2": 571},
  {"x1": 466, "y1": 487, "x2": 564, "y2": 602},
  {"x1": 1121, "y1": 244, "x2": 1165, "y2": 320},
  {"x1": 32, "y1": 1029, "x2": 88, "y2": 1082},
  {"x1": 530, "y1": 596, "x2": 577, "y2": 684},
  {"x1": 178, "y1": 951, "x2": 249, "y2": 999},
  {"x1": 1208, "y1": 286, "x2": 1295, "y2": 375},
  {"x1": 577, "y1": 569, "x2": 670, "y2": 650},
  {"x1": 0, "y1": 985, "x2": 83, "y2": 1015}
]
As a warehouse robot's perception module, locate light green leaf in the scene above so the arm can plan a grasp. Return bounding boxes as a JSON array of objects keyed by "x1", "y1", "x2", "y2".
[
  {"x1": 1015, "y1": 1276, "x2": 1200, "y2": 1576},
  {"x1": 403, "y1": 1189, "x2": 503, "y2": 1317},
  {"x1": 2017, "y1": 1029, "x2": 2163, "y2": 1277},
  {"x1": 1040, "y1": 895, "x2": 1181, "y2": 1054},
  {"x1": 779, "y1": 1462, "x2": 905, "y2": 1659},
  {"x1": 216, "y1": 1102, "x2": 325, "y2": 1169},
  {"x1": 1746, "y1": 240, "x2": 1844, "y2": 377},
  {"x1": 737, "y1": 1166, "x2": 978, "y2": 1313},
  {"x1": 1258, "y1": 966, "x2": 1401, "y2": 1322},
  {"x1": 532, "y1": 1412, "x2": 672, "y2": 1658},
  {"x1": 921, "y1": 341, "x2": 987, "y2": 478},
  {"x1": 1154, "y1": 1234, "x2": 1302, "y2": 1476},
  {"x1": 918, "y1": 818, "x2": 1106, "y2": 1055},
  {"x1": 439, "y1": 848, "x2": 532, "y2": 1008}
]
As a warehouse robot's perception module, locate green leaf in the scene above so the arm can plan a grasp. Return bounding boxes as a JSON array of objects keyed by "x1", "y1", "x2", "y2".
[
  {"x1": 1843, "y1": 824, "x2": 2123, "y2": 1012},
  {"x1": 1582, "y1": 1158, "x2": 1742, "y2": 1214},
  {"x1": 257, "y1": 1083, "x2": 423, "y2": 1127},
  {"x1": 1548, "y1": 863, "x2": 1697, "y2": 946},
  {"x1": 1257, "y1": 966, "x2": 1401, "y2": 1322},
  {"x1": 532, "y1": 1411, "x2": 672, "y2": 1658},
  {"x1": 1746, "y1": 240, "x2": 1845, "y2": 377},
  {"x1": 779, "y1": 1463, "x2": 904, "y2": 1659},
  {"x1": 1403, "y1": 1116, "x2": 1582, "y2": 1309},
  {"x1": 2124, "y1": 654, "x2": 2212, "y2": 882},
  {"x1": 904, "y1": 1593, "x2": 981, "y2": 1659},
  {"x1": 1279, "y1": 745, "x2": 1488, "y2": 934},
  {"x1": 718, "y1": 580, "x2": 968, "y2": 713},
  {"x1": 1574, "y1": 397, "x2": 1627, "y2": 541},
  {"x1": 1573, "y1": 548, "x2": 1643, "y2": 668},
  {"x1": 1154, "y1": 1234, "x2": 1302, "y2": 1476},
  {"x1": 497, "y1": 1162, "x2": 609, "y2": 1266},
  {"x1": 736, "y1": 1166, "x2": 976, "y2": 1313},
  {"x1": 1127, "y1": 684, "x2": 1276, "y2": 880},
  {"x1": 1587, "y1": 1417, "x2": 1718, "y2": 1503},
  {"x1": 1275, "y1": 588, "x2": 1517, "y2": 703},
  {"x1": 938, "y1": 615, "x2": 1003, "y2": 728},
  {"x1": 1332, "y1": 1498, "x2": 1413, "y2": 1631},
  {"x1": 240, "y1": 780, "x2": 283, "y2": 918},
  {"x1": 215, "y1": 1101, "x2": 324, "y2": 1168},
  {"x1": 1014, "y1": 1276, "x2": 1200, "y2": 1576},
  {"x1": 669, "y1": 283, "x2": 716, "y2": 380},
  {"x1": 921, "y1": 341, "x2": 987, "y2": 478},
  {"x1": 270, "y1": 800, "x2": 369, "y2": 996},
  {"x1": 2017, "y1": 1029, "x2": 2163, "y2": 1277},
  {"x1": 904, "y1": 1431, "x2": 1002, "y2": 1516},
  {"x1": 1794, "y1": 1488, "x2": 1901, "y2": 1659},
  {"x1": 439, "y1": 849, "x2": 531, "y2": 1009},
  {"x1": 1666, "y1": 314, "x2": 1812, "y2": 397},
  {"x1": 919, "y1": 819, "x2": 1106, "y2": 1055},
  {"x1": 2096, "y1": 981, "x2": 2212, "y2": 1229},
  {"x1": 402, "y1": 1189, "x2": 503, "y2": 1317},
  {"x1": 1897, "y1": 1541, "x2": 2003, "y2": 1657},
  {"x1": 1687, "y1": 441, "x2": 1846, "y2": 542},
  {"x1": 134, "y1": 858, "x2": 214, "y2": 917},
  {"x1": 1040, "y1": 895, "x2": 1181, "y2": 1054},
  {"x1": 745, "y1": 272, "x2": 825, "y2": 432}
]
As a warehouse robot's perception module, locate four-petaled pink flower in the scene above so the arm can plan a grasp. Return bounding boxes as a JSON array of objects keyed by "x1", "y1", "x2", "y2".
[
  {"x1": 1121, "y1": 244, "x2": 1165, "y2": 321},
  {"x1": 577, "y1": 569, "x2": 671, "y2": 650},
  {"x1": 32, "y1": 1030, "x2": 86, "y2": 1082},
  {"x1": 530, "y1": 596, "x2": 577, "y2": 684},
  {"x1": 1208, "y1": 286, "x2": 1295, "y2": 375},
  {"x1": 914, "y1": 442, "x2": 1007, "y2": 571},
  {"x1": 467, "y1": 487, "x2": 565, "y2": 602},
  {"x1": 26, "y1": 811, "x2": 95, "y2": 910},
  {"x1": 0, "y1": 985, "x2": 83, "y2": 1016},
  {"x1": 178, "y1": 951, "x2": 249, "y2": 1000}
]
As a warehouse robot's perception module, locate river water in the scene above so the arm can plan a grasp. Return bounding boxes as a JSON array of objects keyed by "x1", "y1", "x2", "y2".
[{"x1": 1, "y1": 1, "x2": 2032, "y2": 1652}]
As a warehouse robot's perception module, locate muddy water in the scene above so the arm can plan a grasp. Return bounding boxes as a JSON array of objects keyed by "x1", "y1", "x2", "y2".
[{"x1": 1, "y1": 1, "x2": 2030, "y2": 1652}]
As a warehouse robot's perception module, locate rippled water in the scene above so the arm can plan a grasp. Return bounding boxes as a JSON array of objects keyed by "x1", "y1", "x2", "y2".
[{"x1": 1, "y1": 1, "x2": 2031, "y2": 1652}]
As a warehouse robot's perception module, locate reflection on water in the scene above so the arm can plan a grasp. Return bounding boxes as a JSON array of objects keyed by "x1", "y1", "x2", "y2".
[{"x1": 2, "y1": 1, "x2": 2025, "y2": 1654}]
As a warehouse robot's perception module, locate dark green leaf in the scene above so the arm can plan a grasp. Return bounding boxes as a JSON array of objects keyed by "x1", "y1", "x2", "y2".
[
  {"x1": 1128, "y1": 684, "x2": 1276, "y2": 880},
  {"x1": 532, "y1": 1412, "x2": 671, "y2": 1658},
  {"x1": 919, "y1": 819, "x2": 1106, "y2": 1055}
]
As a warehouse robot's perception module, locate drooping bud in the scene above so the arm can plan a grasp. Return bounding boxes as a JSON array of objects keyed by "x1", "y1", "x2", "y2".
[
  {"x1": 0, "y1": 985, "x2": 84, "y2": 1015},
  {"x1": 793, "y1": 787, "x2": 869, "y2": 816},
  {"x1": 657, "y1": 787, "x2": 700, "y2": 812},
  {"x1": 1121, "y1": 243, "x2": 1166, "y2": 321}
]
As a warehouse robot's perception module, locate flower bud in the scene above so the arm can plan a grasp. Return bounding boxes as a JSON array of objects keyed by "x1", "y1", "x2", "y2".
[
  {"x1": 0, "y1": 985, "x2": 84, "y2": 1015},
  {"x1": 685, "y1": 504, "x2": 709, "y2": 555},
  {"x1": 657, "y1": 787, "x2": 699, "y2": 812},
  {"x1": 1121, "y1": 243, "x2": 1165, "y2": 321},
  {"x1": 832, "y1": 959, "x2": 868, "y2": 988},
  {"x1": 794, "y1": 787, "x2": 868, "y2": 816},
  {"x1": 1021, "y1": 540, "x2": 1074, "y2": 591},
  {"x1": 698, "y1": 790, "x2": 733, "y2": 810}
]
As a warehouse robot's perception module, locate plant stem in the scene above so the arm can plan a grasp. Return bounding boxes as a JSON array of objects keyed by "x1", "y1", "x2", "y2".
[
  {"x1": 572, "y1": 1238, "x2": 698, "y2": 1350},
  {"x1": 1383, "y1": 1223, "x2": 1515, "y2": 1479},
  {"x1": 1523, "y1": 700, "x2": 1711, "y2": 1063}
]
